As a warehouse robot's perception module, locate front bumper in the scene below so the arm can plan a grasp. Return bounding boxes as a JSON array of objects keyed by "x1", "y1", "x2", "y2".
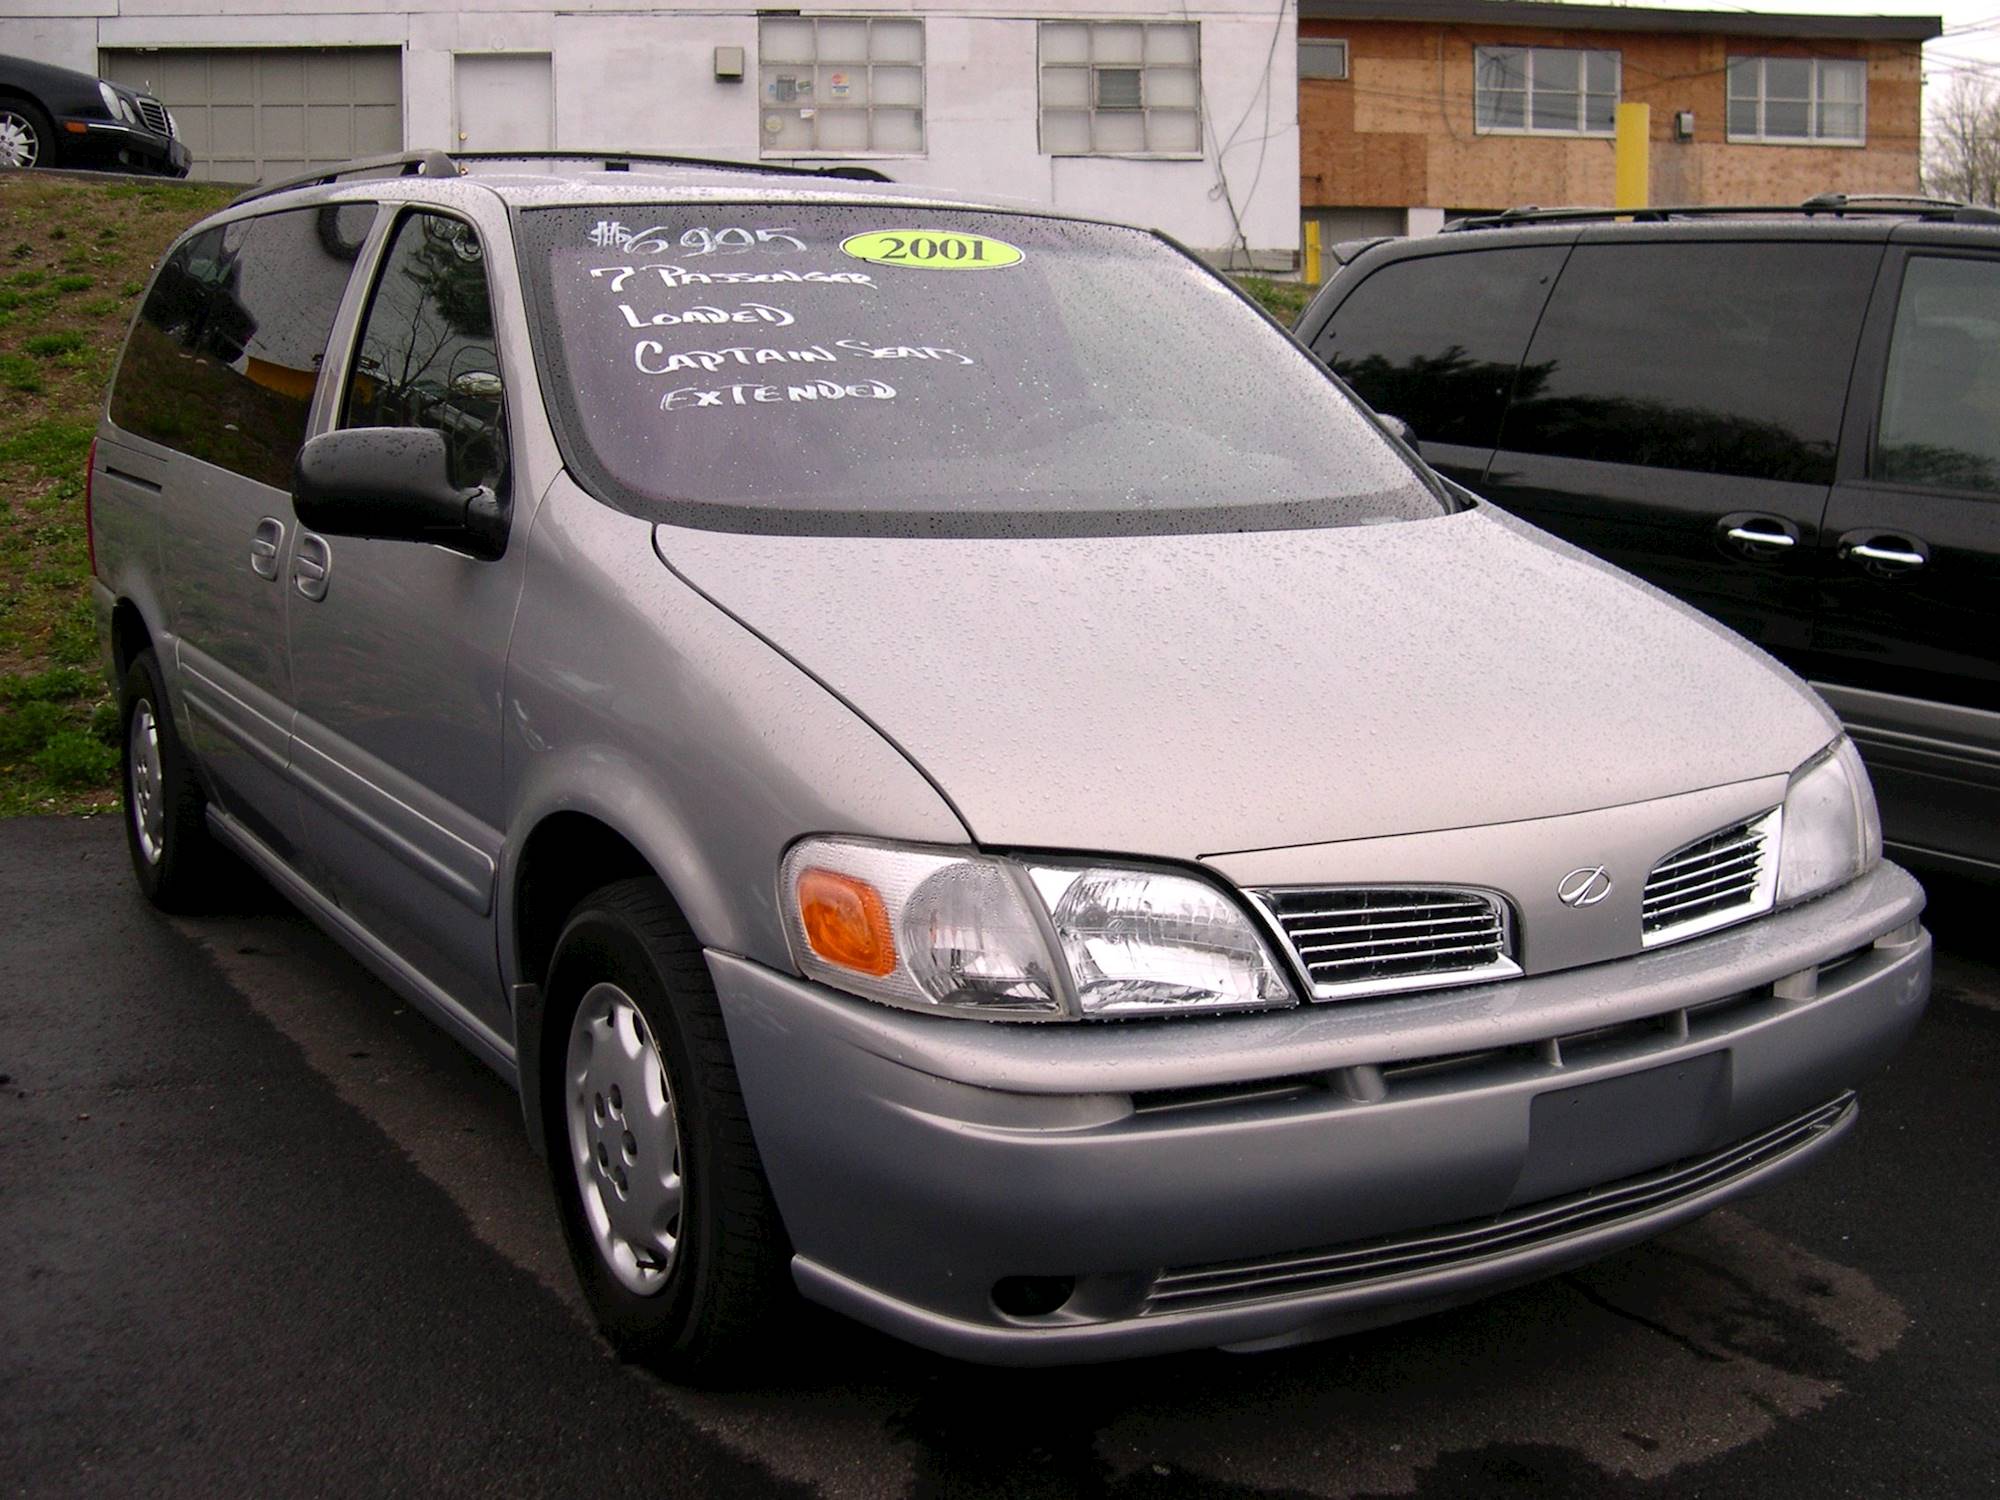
[
  {"x1": 711, "y1": 861, "x2": 1930, "y2": 1365},
  {"x1": 57, "y1": 120, "x2": 191, "y2": 178}
]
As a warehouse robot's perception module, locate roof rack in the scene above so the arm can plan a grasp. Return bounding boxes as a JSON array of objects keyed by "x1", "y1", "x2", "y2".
[
  {"x1": 1442, "y1": 193, "x2": 2000, "y2": 232},
  {"x1": 230, "y1": 149, "x2": 462, "y2": 207},
  {"x1": 229, "y1": 148, "x2": 890, "y2": 208}
]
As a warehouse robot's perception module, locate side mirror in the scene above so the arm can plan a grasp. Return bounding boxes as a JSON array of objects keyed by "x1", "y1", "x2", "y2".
[
  {"x1": 292, "y1": 427, "x2": 507, "y2": 559},
  {"x1": 1375, "y1": 411, "x2": 1415, "y2": 446}
]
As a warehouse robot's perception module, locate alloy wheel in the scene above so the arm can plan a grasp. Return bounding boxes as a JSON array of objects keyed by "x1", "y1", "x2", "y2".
[{"x1": 0, "y1": 112, "x2": 40, "y2": 169}]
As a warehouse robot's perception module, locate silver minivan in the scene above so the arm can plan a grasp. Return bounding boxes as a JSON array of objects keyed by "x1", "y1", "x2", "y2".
[{"x1": 90, "y1": 153, "x2": 1931, "y2": 1376}]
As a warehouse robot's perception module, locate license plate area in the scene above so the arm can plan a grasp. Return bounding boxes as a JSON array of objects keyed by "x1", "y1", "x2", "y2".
[{"x1": 1510, "y1": 1051, "x2": 1732, "y2": 1207}]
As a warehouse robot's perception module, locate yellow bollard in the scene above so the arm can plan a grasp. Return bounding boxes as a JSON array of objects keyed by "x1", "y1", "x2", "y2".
[
  {"x1": 1615, "y1": 103, "x2": 1651, "y2": 211},
  {"x1": 1303, "y1": 218, "x2": 1322, "y2": 286}
]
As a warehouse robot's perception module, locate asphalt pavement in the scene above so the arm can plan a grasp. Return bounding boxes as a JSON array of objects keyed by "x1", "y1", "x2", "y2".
[{"x1": 2, "y1": 815, "x2": 1995, "y2": 1498}]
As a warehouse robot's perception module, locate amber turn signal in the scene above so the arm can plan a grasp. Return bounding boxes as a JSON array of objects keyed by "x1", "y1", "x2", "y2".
[{"x1": 796, "y1": 867, "x2": 897, "y2": 978}]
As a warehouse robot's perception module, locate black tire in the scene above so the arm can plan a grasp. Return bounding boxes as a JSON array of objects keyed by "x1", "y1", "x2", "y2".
[
  {"x1": 0, "y1": 99, "x2": 56, "y2": 171},
  {"x1": 120, "y1": 648, "x2": 223, "y2": 911},
  {"x1": 543, "y1": 878, "x2": 791, "y2": 1382}
]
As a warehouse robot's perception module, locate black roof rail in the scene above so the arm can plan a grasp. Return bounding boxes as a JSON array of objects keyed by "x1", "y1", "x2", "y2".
[
  {"x1": 442, "y1": 150, "x2": 893, "y2": 183},
  {"x1": 1443, "y1": 194, "x2": 2000, "y2": 232},
  {"x1": 1797, "y1": 191, "x2": 2000, "y2": 223},
  {"x1": 228, "y1": 148, "x2": 891, "y2": 207},
  {"x1": 229, "y1": 149, "x2": 461, "y2": 207}
]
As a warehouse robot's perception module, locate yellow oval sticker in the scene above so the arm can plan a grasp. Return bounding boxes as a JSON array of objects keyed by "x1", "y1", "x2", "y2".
[{"x1": 840, "y1": 230, "x2": 1023, "y2": 271}]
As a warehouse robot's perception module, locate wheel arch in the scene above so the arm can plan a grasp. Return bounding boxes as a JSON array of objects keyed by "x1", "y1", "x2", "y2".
[
  {"x1": 511, "y1": 810, "x2": 663, "y2": 997},
  {"x1": 503, "y1": 792, "x2": 727, "y2": 1159},
  {"x1": 110, "y1": 596, "x2": 153, "y2": 682}
]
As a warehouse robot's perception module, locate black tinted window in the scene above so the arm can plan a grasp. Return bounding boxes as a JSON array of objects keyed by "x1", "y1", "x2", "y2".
[
  {"x1": 1314, "y1": 247, "x2": 1568, "y2": 450},
  {"x1": 1500, "y1": 241, "x2": 1878, "y2": 483},
  {"x1": 1875, "y1": 256, "x2": 2000, "y2": 495},
  {"x1": 342, "y1": 212, "x2": 508, "y2": 493},
  {"x1": 110, "y1": 205, "x2": 374, "y2": 486},
  {"x1": 111, "y1": 227, "x2": 220, "y2": 449}
]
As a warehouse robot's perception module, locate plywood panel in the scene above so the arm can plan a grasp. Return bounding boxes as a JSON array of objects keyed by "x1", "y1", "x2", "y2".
[{"x1": 1352, "y1": 58, "x2": 1447, "y2": 136}]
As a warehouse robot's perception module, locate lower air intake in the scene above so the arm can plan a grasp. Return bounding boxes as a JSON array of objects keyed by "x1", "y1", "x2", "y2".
[{"x1": 1143, "y1": 1093, "x2": 1854, "y2": 1314}]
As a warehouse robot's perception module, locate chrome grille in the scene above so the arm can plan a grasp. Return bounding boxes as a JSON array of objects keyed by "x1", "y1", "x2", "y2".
[
  {"x1": 1253, "y1": 887, "x2": 1517, "y2": 1000},
  {"x1": 136, "y1": 97, "x2": 171, "y2": 136},
  {"x1": 1141, "y1": 1094, "x2": 1855, "y2": 1314},
  {"x1": 1643, "y1": 809, "x2": 1779, "y2": 945}
]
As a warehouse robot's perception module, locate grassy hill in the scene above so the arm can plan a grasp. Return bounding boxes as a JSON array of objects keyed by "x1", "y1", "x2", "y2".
[
  {"x1": 1232, "y1": 274, "x2": 1314, "y2": 325},
  {"x1": 0, "y1": 173, "x2": 236, "y2": 815}
]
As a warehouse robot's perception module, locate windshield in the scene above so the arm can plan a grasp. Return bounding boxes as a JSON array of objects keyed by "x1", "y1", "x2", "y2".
[{"x1": 518, "y1": 204, "x2": 1447, "y2": 536}]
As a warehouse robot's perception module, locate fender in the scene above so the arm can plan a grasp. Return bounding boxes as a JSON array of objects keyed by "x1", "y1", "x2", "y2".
[{"x1": 497, "y1": 476, "x2": 969, "y2": 1152}]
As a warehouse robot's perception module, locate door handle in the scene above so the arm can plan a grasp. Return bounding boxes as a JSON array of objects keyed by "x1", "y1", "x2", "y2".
[
  {"x1": 1725, "y1": 525, "x2": 1795, "y2": 548},
  {"x1": 250, "y1": 517, "x2": 286, "y2": 580},
  {"x1": 1849, "y1": 544, "x2": 1924, "y2": 567},
  {"x1": 1717, "y1": 512, "x2": 1800, "y2": 557},
  {"x1": 293, "y1": 533, "x2": 332, "y2": 601},
  {"x1": 1838, "y1": 530, "x2": 1928, "y2": 575}
]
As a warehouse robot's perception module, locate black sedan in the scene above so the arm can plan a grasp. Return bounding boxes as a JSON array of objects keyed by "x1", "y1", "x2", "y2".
[{"x1": 1, "y1": 54, "x2": 191, "y2": 177}]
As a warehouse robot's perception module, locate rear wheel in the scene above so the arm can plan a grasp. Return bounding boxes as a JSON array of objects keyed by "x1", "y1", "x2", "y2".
[
  {"x1": 543, "y1": 878, "x2": 791, "y2": 1381},
  {"x1": 0, "y1": 101, "x2": 54, "y2": 170},
  {"x1": 121, "y1": 648, "x2": 223, "y2": 911}
]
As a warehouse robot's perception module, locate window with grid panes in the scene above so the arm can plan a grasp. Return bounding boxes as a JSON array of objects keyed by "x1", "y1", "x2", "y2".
[
  {"x1": 759, "y1": 16, "x2": 924, "y2": 156},
  {"x1": 1040, "y1": 21, "x2": 1201, "y2": 157},
  {"x1": 1475, "y1": 47, "x2": 1619, "y2": 135},
  {"x1": 1726, "y1": 57, "x2": 1864, "y2": 144}
]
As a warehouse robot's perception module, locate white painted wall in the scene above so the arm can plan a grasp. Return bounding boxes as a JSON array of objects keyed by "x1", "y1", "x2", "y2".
[{"x1": 0, "y1": 2, "x2": 1299, "y2": 262}]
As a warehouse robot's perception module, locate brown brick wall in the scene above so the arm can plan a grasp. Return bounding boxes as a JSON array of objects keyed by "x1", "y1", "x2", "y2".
[{"x1": 1300, "y1": 19, "x2": 1923, "y2": 211}]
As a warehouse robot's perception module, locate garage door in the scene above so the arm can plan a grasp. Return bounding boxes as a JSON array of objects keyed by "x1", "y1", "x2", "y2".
[{"x1": 100, "y1": 48, "x2": 402, "y2": 184}]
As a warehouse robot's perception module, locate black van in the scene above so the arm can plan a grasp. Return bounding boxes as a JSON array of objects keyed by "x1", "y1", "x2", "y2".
[{"x1": 1296, "y1": 199, "x2": 2000, "y2": 880}]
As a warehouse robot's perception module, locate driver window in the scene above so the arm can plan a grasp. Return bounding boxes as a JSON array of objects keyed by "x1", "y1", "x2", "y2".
[{"x1": 343, "y1": 212, "x2": 509, "y2": 494}]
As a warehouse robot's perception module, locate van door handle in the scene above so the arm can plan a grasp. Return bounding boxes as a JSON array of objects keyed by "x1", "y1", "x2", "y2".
[
  {"x1": 293, "y1": 533, "x2": 332, "y2": 601},
  {"x1": 250, "y1": 517, "x2": 286, "y2": 580},
  {"x1": 1838, "y1": 530, "x2": 1928, "y2": 575},
  {"x1": 1717, "y1": 513, "x2": 1799, "y2": 556}
]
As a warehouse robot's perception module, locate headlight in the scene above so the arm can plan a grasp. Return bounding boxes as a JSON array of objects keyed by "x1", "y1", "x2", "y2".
[
  {"x1": 1775, "y1": 737, "x2": 1881, "y2": 907},
  {"x1": 779, "y1": 838, "x2": 1298, "y2": 1021},
  {"x1": 1029, "y1": 865, "x2": 1295, "y2": 1016},
  {"x1": 98, "y1": 81, "x2": 122, "y2": 119}
]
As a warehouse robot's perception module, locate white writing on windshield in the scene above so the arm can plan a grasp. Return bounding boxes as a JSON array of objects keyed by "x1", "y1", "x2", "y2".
[{"x1": 661, "y1": 379, "x2": 897, "y2": 411}]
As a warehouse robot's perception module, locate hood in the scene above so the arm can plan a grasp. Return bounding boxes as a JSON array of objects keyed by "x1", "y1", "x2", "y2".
[{"x1": 653, "y1": 505, "x2": 1838, "y2": 859}]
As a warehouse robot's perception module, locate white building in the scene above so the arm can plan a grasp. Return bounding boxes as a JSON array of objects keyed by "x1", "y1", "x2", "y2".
[{"x1": 1, "y1": 2, "x2": 1300, "y2": 264}]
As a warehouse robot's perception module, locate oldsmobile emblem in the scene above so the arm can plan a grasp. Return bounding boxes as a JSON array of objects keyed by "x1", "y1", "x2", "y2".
[{"x1": 1557, "y1": 865, "x2": 1614, "y2": 908}]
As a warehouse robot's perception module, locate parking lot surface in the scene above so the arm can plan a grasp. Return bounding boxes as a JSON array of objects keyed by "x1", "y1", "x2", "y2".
[{"x1": 2, "y1": 815, "x2": 1995, "y2": 1498}]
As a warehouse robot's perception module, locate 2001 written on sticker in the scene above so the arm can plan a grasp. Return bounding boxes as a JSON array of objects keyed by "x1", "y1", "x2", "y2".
[{"x1": 840, "y1": 231, "x2": 1024, "y2": 270}]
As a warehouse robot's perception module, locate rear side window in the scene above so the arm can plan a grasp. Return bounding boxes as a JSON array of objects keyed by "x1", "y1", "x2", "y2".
[
  {"x1": 1875, "y1": 255, "x2": 2000, "y2": 495},
  {"x1": 110, "y1": 205, "x2": 375, "y2": 487},
  {"x1": 1311, "y1": 246, "x2": 1568, "y2": 450},
  {"x1": 1499, "y1": 240, "x2": 1878, "y2": 484},
  {"x1": 341, "y1": 212, "x2": 509, "y2": 494}
]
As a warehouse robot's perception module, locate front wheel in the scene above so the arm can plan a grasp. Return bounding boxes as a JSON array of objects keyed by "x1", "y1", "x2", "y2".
[
  {"x1": 0, "y1": 102, "x2": 55, "y2": 170},
  {"x1": 543, "y1": 878, "x2": 791, "y2": 1381}
]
